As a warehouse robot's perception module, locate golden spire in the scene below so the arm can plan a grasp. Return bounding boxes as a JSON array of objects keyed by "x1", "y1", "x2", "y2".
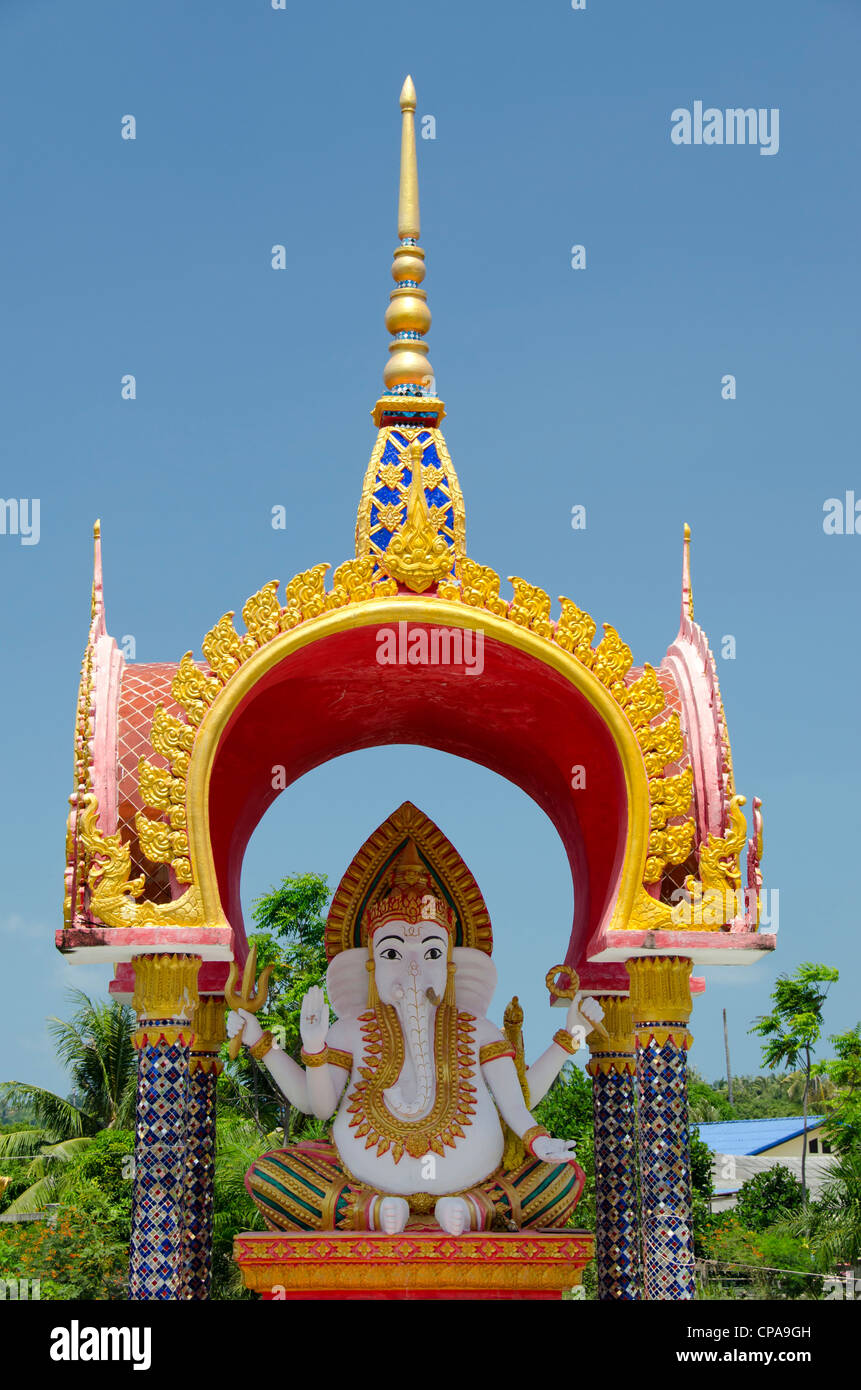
[
  {"x1": 681, "y1": 522, "x2": 694, "y2": 624},
  {"x1": 397, "y1": 75, "x2": 420, "y2": 240},
  {"x1": 91, "y1": 518, "x2": 106, "y2": 635},
  {"x1": 382, "y1": 76, "x2": 434, "y2": 397}
]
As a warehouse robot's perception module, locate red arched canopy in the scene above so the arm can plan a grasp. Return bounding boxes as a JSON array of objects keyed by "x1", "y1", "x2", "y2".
[{"x1": 207, "y1": 624, "x2": 630, "y2": 974}]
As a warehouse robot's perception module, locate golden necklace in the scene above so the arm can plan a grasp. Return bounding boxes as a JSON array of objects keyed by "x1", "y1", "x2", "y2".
[{"x1": 345, "y1": 1004, "x2": 478, "y2": 1162}]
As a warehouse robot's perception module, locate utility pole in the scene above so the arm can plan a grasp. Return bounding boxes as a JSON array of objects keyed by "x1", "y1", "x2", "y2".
[{"x1": 723, "y1": 1007, "x2": 734, "y2": 1107}]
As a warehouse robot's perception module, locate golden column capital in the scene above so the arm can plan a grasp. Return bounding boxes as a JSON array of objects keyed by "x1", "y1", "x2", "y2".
[
  {"x1": 626, "y1": 956, "x2": 693, "y2": 1049},
  {"x1": 189, "y1": 994, "x2": 228, "y2": 1076},
  {"x1": 131, "y1": 953, "x2": 201, "y2": 1021},
  {"x1": 585, "y1": 994, "x2": 636, "y2": 1077}
]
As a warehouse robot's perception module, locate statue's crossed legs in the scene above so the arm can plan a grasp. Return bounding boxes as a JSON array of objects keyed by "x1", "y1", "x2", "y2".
[{"x1": 246, "y1": 1140, "x2": 585, "y2": 1234}]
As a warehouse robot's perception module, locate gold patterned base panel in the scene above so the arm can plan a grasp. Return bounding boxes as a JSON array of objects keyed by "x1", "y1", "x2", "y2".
[{"x1": 234, "y1": 1229, "x2": 594, "y2": 1295}]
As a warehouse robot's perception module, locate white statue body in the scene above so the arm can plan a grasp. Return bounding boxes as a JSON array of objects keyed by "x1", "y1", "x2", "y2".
[{"x1": 230, "y1": 908, "x2": 603, "y2": 1234}]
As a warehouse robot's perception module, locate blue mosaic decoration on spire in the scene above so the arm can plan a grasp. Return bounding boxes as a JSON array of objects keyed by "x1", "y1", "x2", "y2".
[{"x1": 355, "y1": 425, "x2": 466, "y2": 580}]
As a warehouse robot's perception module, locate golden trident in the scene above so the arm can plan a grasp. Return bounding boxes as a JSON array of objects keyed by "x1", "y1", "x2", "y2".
[
  {"x1": 225, "y1": 945, "x2": 274, "y2": 1060},
  {"x1": 545, "y1": 965, "x2": 609, "y2": 1041}
]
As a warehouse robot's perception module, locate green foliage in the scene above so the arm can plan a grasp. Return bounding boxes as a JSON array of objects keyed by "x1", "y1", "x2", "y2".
[
  {"x1": 824, "y1": 1095, "x2": 861, "y2": 1156},
  {"x1": 534, "y1": 1062, "x2": 596, "y2": 1292},
  {"x1": 67, "y1": 1131, "x2": 134, "y2": 1240},
  {"x1": 689, "y1": 1126, "x2": 714, "y2": 1200},
  {"x1": 0, "y1": 990, "x2": 137, "y2": 1143},
  {"x1": 0, "y1": 1096, "x2": 35, "y2": 1127},
  {"x1": 689, "y1": 1126, "x2": 714, "y2": 1254},
  {"x1": 820, "y1": 1024, "x2": 861, "y2": 1154},
  {"x1": 787, "y1": 1148, "x2": 861, "y2": 1269},
  {"x1": 700, "y1": 1211, "x2": 822, "y2": 1299},
  {"x1": 0, "y1": 992, "x2": 137, "y2": 1216},
  {"x1": 688, "y1": 1069, "x2": 736, "y2": 1122},
  {"x1": 218, "y1": 872, "x2": 332, "y2": 1142},
  {"x1": 709, "y1": 1072, "x2": 804, "y2": 1119},
  {"x1": 751, "y1": 963, "x2": 839, "y2": 1072},
  {"x1": 211, "y1": 1116, "x2": 271, "y2": 1300},
  {"x1": 534, "y1": 1062, "x2": 593, "y2": 1143},
  {"x1": 211, "y1": 873, "x2": 334, "y2": 1289},
  {"x1": 751, "y1": 962, "x2": 839, "y2": 1199},
  {"x1": 0, "y1": 1194, "x2": 128, "y2": 1299},
  {"x1": 252, "y1": 871, "x2": 332, "y2": 1057},
  {"x1": 734, "y1": 1165, "x2": 804, "y2": 1232}
]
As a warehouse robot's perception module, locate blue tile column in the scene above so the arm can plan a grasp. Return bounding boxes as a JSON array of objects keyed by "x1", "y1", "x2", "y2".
[
  {"x1": 586, "y1": 995, "x2": 641, "y2": 1300},
  {"x1": 180, "y1": 996, "x2": 225, "y2": 1300},
  {"x1": 128, "y1": 954, "x2": 200, "y2": 1301},
  {"x1": 627, "y1": 956, "x2": 695, "y2": 1301}
]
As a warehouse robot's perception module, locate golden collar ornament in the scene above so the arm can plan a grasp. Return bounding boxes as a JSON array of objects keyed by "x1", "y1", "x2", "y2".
[{"x1": 345, "y1": 1002, "x2": 478, "y2": 1163}]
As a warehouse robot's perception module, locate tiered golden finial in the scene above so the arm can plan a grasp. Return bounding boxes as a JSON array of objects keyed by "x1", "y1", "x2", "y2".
[{"x1": 382, "y1": 75, "x2": 435, "y2": 397}]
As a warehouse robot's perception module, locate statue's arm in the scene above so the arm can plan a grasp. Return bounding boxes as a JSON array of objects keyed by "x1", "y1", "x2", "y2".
[
  {"x1": 474, "y1": 1021, "x2": 536, "y2": 1137},
  {"x1": 527, "y1": 996, "x2": 606, "y2": 1103},
  {"x1": 226, "y1": 1008, "x2": 316, "y2": 1113},
  {"x1": 526, "y1": 1041, "x2": 575, "y2": 1106},
  {"x1": 258, "y1": 1022, "x2": 352, "y2": 1120},
  {"x1": 261, "y1": 1046, "x2": 314, "y2": 1114},
  {"x1": 226, "y1": 988, "x2": 355, "y2": 1118},
  {"x1": 301, "y1": 1019, "x2": 353, "y2": 1121},
  {"x1": 481, "y1": 1054, "x2": 546, "y2": 1142}
]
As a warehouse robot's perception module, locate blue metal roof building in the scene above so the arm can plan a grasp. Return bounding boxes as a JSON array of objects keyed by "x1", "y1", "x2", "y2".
[{"x1": 693, "y1": 1117, "x2": 825, "y2": 1155}]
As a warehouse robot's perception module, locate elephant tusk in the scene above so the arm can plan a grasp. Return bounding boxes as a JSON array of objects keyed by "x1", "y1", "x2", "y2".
[{"x1": 425, "y1": 987, "x2": 441, "y2": 1006}]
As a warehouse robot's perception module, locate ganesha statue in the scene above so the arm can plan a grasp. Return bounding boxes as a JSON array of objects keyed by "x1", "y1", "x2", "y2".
[{"x1": 228, "y1": 804, "x2": 602, "y2": 1237}]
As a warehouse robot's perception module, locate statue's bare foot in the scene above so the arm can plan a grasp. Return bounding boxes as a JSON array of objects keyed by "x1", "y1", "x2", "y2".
[
  {"x1": 435, "y1": 1196, "x2": 471, "y2": 1235},
  {"x1": 378, "y1": 1196, "x2": 409, "y2": 1234}
]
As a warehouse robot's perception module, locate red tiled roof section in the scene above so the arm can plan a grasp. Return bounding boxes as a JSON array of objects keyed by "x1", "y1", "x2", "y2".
[{"x1": 117, "y1": 662, "x2": 185, "y2": 905}]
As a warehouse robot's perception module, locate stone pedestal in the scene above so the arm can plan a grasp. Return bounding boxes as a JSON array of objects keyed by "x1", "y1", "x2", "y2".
[{"x1": 234, "y1": 1229, "x2": 593, "y2": 1300}]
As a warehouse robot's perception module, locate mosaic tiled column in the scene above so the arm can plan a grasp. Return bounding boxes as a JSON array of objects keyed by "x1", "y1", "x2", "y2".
[
  {"x1": 585, "y1": 995, "x2": 641, "y2": 1300},
  {"x1": 180, "y1": 995, "x2": 226, "y2": 1301},
  {"x1": 129, "y1": 953, "x2": 200, "y2": 1302},
  {"x1": 627, "y1": 956, "x2": 695, "y2": 1301}
]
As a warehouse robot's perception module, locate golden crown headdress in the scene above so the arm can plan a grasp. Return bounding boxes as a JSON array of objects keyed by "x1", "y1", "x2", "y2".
[{"x1": 363, "y1": 838, "x2": 455, "y2": 936}]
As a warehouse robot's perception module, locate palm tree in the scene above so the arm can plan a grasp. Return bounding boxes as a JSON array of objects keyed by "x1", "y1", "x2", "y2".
[
  {"x1": 782, "y1": 1070, "x2": 836, "y2": 1112},
  {"x1": 788, "y1": 1149, "x2": 861, "y2": 1273},
  {"x1": 0, "y1": 990, "x2": 137, "y2": 1214},
  {"x1": 751, "y1": 963, "x2": 839, "y2": 1199}
]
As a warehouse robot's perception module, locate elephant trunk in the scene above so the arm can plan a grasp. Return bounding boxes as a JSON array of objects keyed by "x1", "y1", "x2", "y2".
[{"x1": 388, "y1": 969, "x2": 436, "y2": 1118}]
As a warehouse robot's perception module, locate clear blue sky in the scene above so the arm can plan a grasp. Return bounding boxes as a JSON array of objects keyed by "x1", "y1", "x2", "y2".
[{"x1": 1, "y1": 0, "x2": 858, "y2": 1098}]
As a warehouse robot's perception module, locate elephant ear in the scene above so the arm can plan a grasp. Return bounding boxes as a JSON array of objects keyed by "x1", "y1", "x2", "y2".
[
  {"x1": 326, "y1": 949, "x2": 369, "y2": 1020},
  {"x1": 453, "y1": 947, "x2": 497, "y2": 1016}
]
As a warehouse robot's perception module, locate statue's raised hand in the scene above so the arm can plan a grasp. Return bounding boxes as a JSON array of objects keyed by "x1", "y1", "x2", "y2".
[
  {"x1": 300, "y1": 985, "x2": 329, "y2": 1056},
  {"x1": 226, "y1": 1007, "x2": 264, "y2": 1050},
  {"x1": 564, "y1": 993, "x2": 605, "y2": 1043},
  {"x1": 530, "y1": 1134, "x2": 578, "y2": 1165}
]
